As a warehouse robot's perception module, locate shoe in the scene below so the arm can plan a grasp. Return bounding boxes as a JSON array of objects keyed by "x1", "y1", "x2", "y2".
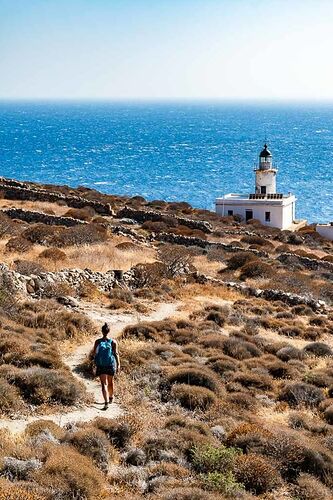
[
  {"x1": 103, "y1": 402, "x2": 109, "y2": 410},
  {"x1": 109, "y1": 396, "x2": 114, "y2": 403}
]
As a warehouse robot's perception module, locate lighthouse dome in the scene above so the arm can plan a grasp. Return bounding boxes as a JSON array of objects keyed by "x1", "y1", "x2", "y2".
[{"x1": 259, "y1": 143, "x2": 272, "y2": 158}]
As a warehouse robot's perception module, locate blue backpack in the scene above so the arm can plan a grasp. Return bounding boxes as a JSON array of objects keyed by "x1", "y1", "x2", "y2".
[{"x1": 95, "y1": 339, "x2": 115, "y2": 368}]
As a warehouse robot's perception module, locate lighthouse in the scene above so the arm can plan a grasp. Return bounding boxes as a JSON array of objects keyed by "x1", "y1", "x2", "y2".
[
  {"x1": 215, "y1": 143, "x2": 306, "y2": 230},
  {"x1": 255, "y1": 143, "x2": 277, "y2": 195}
]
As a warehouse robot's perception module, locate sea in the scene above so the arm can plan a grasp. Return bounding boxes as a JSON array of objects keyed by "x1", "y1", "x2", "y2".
[{"x1": 0, "y1": 101, "x2": 332, "y2": 223}]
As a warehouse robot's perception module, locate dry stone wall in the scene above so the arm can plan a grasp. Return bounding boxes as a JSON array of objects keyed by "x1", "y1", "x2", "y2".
[
  {"x1": 0, "y1": 180, "x2": 114, "y2": 216},
  {"x1": 154, "y1": 232, "x2": 269, "y2": 257},
  {"x1": 2, "y1": 208, "x2": 86, "y2": 227},
  {"x1": 117, "y1": 206, "x2": 213, "y2": 233},
  {"x1": 192, "y1": 272, "x2": 327, "y2": 311},
  {"x1": 277, "y1": 252, "x2": 333, "y2": 272},
  {"x1": 0, "y1": 262, "x2": 327, "y2": 311}
]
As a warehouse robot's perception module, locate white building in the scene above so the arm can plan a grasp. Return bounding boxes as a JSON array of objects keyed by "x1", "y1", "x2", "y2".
[
  {"x1": 216, "y1": 143, "x2": 305, "y2": 230},
  {"x1": 316, "y1": 223, "x2": 333, "y2": 241}
]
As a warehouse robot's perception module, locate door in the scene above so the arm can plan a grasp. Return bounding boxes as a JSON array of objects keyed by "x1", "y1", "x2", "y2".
[{"x1": 245, "y1": 210, "x2": 253, "y2": 221}]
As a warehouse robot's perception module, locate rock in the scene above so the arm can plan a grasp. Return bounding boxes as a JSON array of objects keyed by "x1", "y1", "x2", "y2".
[
  {"x1": 210, "y1": 425, "x2": 226, "y2": 441},
  {"x1": 124, "y1": 447, "x2": 146, "y2": 466},
  {"x1": 26, "y1": 284, "x2": 35, "y2": 294},
  {"x1": 56, "y1": 296, "x2": 80, "y2": 308},
  {"x1": 2, "y1": 457, "x2": 42, "y2": 480}
]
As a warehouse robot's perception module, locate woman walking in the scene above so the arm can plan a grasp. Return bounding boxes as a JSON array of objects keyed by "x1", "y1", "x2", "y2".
[{"x1": 93, "y1": 323, "x2": 120, "y2": 410}]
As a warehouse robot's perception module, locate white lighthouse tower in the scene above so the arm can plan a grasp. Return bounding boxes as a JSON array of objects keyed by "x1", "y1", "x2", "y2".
[
  {"x1": 215, "y1": 142, "x2": 306, "y2": 230},
  {"x1": 255, "y1": 143, "x2": 277, "y2": 195}
]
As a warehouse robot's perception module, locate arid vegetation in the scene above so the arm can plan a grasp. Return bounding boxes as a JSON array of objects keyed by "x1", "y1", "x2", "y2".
[{"x1": 0, "y1": 181, "x2": 333, "y2": 498}]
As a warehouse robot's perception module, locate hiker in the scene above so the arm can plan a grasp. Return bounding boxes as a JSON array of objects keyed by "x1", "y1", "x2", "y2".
[{"x1": 93, "y1": 322, "x2": 120, "y2": 410}]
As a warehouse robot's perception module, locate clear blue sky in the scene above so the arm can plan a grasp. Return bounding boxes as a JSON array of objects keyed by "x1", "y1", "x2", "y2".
[{"x1": 0, "y1": 0, "x2": 332, "y2": 100}]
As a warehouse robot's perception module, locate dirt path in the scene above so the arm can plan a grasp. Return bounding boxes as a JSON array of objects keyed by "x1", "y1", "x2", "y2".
[{"x1": 0, "y1": 301, "x2": 180, "y2": 435}]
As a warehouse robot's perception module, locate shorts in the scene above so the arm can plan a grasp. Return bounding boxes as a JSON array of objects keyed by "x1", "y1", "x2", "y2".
[{"x1": 96, "y1": 366, "x2": 115, "y2": 376}]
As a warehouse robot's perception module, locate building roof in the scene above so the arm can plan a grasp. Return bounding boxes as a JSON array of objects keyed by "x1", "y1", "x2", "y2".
[{"x1": 259, "y1": 143, "x2": 272, "y2": 158}]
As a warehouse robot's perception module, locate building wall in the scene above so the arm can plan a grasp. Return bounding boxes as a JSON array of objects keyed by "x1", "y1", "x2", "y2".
[
  {"x1": 216, "y1": 201, "x2": 293, "y2": 230},
  {"x1": 255, "y1": 170, "x2": 277, "y2": 194},
  {"x1": 316, "y1": 225, "x2": 333, "y2": 241}
]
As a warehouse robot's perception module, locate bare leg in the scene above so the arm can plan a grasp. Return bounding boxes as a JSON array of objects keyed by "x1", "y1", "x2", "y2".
[
  {"x1": 99, "y1": 374, "x2": 108, "y2": 404},
  {"x1": 107, "y1": 375, "x2": 114, "y2": 401}
]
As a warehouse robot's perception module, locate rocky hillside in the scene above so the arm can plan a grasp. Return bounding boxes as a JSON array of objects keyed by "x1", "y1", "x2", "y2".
[{"x1": 0, "y1": 178, "x2": 332, "y2": 500}]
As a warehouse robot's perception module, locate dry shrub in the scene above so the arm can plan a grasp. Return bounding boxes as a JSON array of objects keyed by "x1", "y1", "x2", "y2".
[
  {"x1": 239, "y1": 260, "x2": 273, "y2": 280},
  {"x1": 164, "y1": 415, "x2": 210, "y2": 436},
  {"x1": 115, "y1": 241, "x2": 139, "y2": 251},
  {"x1": 226, "y1": 251, "x2": 257, "y2": 270},
  {"x1": 93, "y1": 416, "x2": 138, "y2": 449},
  {"x1": 171, "y1": 384, "x2": 216, "y2": 410},
  {"x1": 263, "y1": 432, "x2": 332, "y2": 482},
  {"x1": 0, "y1": 480, "x2": 43, "y2": 500},
  {"x1": 161, "y1": 486, "x2": 216, "y2": 500},
  {"x1": 77, "y1": 280, "x2": 101, "y2": 300},
  {"x1": 121, "y1": 322, "x2": 160, "y2": 342},
  {"x1": 22, "y1": 224, "x2": 60, "y2": 245},
  {"x1": 56, "y1": 223, "x2": 108, "y2": 247},
  {"x1": 25, "y1": 420, "x2": 66, "y2": 441},
  {"x1": 303, "y1": 342, "x2": 332, "y2": 357},
  {"x1": 10, "y1": 367, "x2": 85, "y2": 406},
  {"x1": 18, "y1": 302, "x2": 94, "y2": 340},
  {"x1": 149, "y1": 462, "x2": 190, "y2": 479},
  {"x1": 5, "y1": 236, "x2": 33, "y2": 253},
  {"x1": 0, "y1": 378, "x2": 24, "y2": 414},
  {"x1": 65, "y1": 427, "x2": 119, "y2": 471},
  {"x1": 222, "y1": 337, "x2": 262, "y2": 360},
  {"x1": 165, "y1": 366, "x2": 220, "y2": 393},
  {"x1": 322, "y1": 255, "x2": 333, "y2": 263},
  {"x1": 226, "y1": 423, "x2": 271, "y2": 447},
  {"x1": 42, "y1": 281, "x2": 76, "y2": 299},
  {"x1": 241, "y1": 235, "x2": 273, "y2": 247},
  {"x1": 266, "y1": 360, "x2": 296, "y2": 379},
  {"x1": 280, "y1": 325, "x2": 305, "y2": 338},
  {"x1": 32, "y1": 445, "x2": 106, "y2": 499},
  {"x1": 13, "y1": 260, "x2": 46, "y2": 276},
  {"x1": 208, "y1": 357, "x2": 238, "y2": 376},
  {"x1": 234, "y1": 453, "x2": 281, "y2": 494},
  {"x1": 291, "y1": 304, "x2": 314, "y2": 316},
  {"x1": 206, "y1": 311, "x2": 225, "y2": 327},
  {"x1": 63, "y1": 207, "x2": 96, "y2": 221},
  {"x1": 109, "y1": 288, "x2": 133, "y2": 304},
  {"x1": 276, "y1": 346, "x2": 304, "y2": 361},
  {"x1": 232, "y1": 370, "x2": 272, "y2": 390},
  {"x1": 278, "y1": 382, "x2": 324, "y2": 407},
  {"x1": 109, "y1": 299, "x2": 129, "y2": 310},
  {"x1": 132, "y1": 261, "x2": 168, "y2": 288},
  {"x1": 38, "y1": 247, "x2": 67, "y2": 261},
  {"x1": 294, "y1": 473, "x2": 332, "y2": 500},
  {"x1": 323, "y1": 406, "x2": 333, "y2": 425},
  {"x1": 226, "y1": 391, "x2": 257, "y2": 410}
]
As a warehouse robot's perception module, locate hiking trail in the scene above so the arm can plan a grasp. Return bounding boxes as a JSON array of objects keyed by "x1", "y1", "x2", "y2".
[{"x1": 0, "y1": 301, "x2": 179, "y2": 435}]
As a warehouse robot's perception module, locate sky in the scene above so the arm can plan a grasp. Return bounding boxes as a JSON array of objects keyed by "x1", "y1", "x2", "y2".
[{"x1": 0, "y1": 0, "x2": 332, "y2": 100}]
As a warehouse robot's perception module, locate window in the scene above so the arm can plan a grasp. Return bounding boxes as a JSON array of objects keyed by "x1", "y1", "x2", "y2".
[
  {"x1": 261, "y1": 186, "x2": 266, "y2": 194},
  {"x1": 228, "y1": 210, "x2": 233, "y2": 216},
  {"x1": 265, "y1": 211, "x2": 271, "y2": 222},
  {"x1": 245, "y1": 210, "x2": 253, "y2": 222}
]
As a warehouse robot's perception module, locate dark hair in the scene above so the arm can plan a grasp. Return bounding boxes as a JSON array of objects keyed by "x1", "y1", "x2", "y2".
[{"x1": 102, "y1": 323, "x2": 110, "y2": 336}]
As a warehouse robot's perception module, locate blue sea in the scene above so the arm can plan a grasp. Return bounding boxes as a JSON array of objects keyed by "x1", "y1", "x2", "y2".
[{"x1": 0, "y1": 101, "x2": 332, "y2": 223}]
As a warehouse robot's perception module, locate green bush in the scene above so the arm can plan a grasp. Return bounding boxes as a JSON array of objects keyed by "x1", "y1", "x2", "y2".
[
  {"x1": 191, "y1": 443, "x2": 241, "y2": 473},
  {"x1": 201, "y1": 471, "x2": 245, "y2": 495}
]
